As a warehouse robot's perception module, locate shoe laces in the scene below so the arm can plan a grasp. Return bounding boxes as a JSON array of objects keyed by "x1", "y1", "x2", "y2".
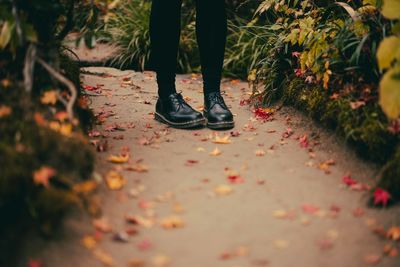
[
  {"x1": 206, "y1": 91, "x2": 227, "y2": 108},
  {"x1": 170, "y1": 91, "x2": 187, "y2": 110}
]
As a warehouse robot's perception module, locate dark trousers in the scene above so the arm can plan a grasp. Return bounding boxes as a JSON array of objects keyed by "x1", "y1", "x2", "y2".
[{"x1": 149, "y1": 0, "x2": 227, "y2": 98}]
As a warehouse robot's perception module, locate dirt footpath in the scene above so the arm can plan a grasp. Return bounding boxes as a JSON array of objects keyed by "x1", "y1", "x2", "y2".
[{"x1": 18, "y1": 67, "x2": 400, "y2": 267}]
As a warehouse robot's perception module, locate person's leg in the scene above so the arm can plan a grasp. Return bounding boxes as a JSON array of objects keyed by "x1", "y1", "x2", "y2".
[
  {"x1": 149, "y1": 0, "x2": 205, "y2": 129},
  {"x1": 149, "y1": 0, "x2": 182, "y2": 99},
  {"x1": 195, "y1": 0, "x2": 227, "y2": 94},
  {"x1": 195, "y1": 0, "x2": 233, "y2": 130}
]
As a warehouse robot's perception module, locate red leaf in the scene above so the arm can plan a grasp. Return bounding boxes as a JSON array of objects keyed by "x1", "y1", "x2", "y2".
[
  {"x1": 28, "y1": 259, "x2": 42, "y2": 267},
  {"x1": 301, "y1": 204, "x2": 320, "y2": 214},
  {"x1": 299, "y1": 134, "x2": 309, "y2": 148},
  {"x1": 373, "y1": 188, "x2": 391, "y2": 207},
  {"x1": 342, "y1": 174, "x2": 358, "y2": 186},
  {"x1": 227, "y1": 175, "x2": 245, "y2": 184}
]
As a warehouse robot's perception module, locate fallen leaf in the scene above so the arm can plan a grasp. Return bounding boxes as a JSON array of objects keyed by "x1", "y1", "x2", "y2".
[
  {"x1": 73, "y1": 180, "x2": 98, "y2": 194},
  {"x1": 82, "y1": 235, "x2": 97, "y2": 250},
  {"x1": 299, "y1": 134, "x2": 309, "y2": 148},
  {"x1": 212, "y1": 134, "x2": 231, "y2": 144},
  {"x1": 301, "y1": 204, "x2": 320, "y2": 215},
  {"x1": 0, "y1": 105, "x2": 12, "y2": 118},
  {"x1": 41, "y1": 90, "x2": 57, "y2": 105},
  {"x1": 273, "y1": 239, "x2": 289, "y2": 249},
  {"x1": 105, "y1": 171, "x2": 126, "y2": 190},
  {"x1": 28, "y1": 259, "x2": 42, "y2": 267},
  {"x1": 373, "y1": 188, "x2": 391, "y2": 207},
  {"x1": 137, "y1": 239, "x2": 153, "y2": 251},
  {"x1": 210, "y1": 147, "x2": 222, "y2": 156},
  {"x1": 255, "y1": 149, "x2": 266, "y2": 157},
  {"x1": 387, "y1": 226, "x2": 400, "y2": 241},
  {"x1": 159, "y1": 216, "x2": 185, "y2": 229},
  {"x1": 363, "y1": 254, "x2": 381, "y2": 265},
  {"x1": 227, "y1": 174, "x2": 245, "y2": 184},
  {"x1": 352, "y1": 207, "x2": 365, "y2": 217},
  {"x1": 185, "y1": 159, "x2": 199, "y2": 166},
  {"x1": 152, "y1": 254, "x2": 171, "y2": 267},
  {"x1": 316, "y1": 238, "x2": 334, "y2": 250},
  {"x1": 342, "y1": 174, "x2": 358, "y2": 186},
  {"x1": 214, "y1": 185, "x2": 233, "y2": 196},
  {"x1": 128, "y1": 259, "x2": 146, "y2": 267},
  {"x1": 33, "y1": 166, "x2": 56, "y2": 187},
  {"x1": 113, "y1": 231, "x2": 130, "y2": 242},
  {"x1": 107, "y1": 154, "x2": 129, "y2": 163},
  {"x1": 92, "y1": 248, "x2": 115, "y2": 266},
  {"x1": 126, "y1": 215, "x2": 154, "y2": 228},
  {"x1": 125, "y1": 163, "x2": 149, "y2": 173},
  {"x1": 230, "y1": 131, "x2": 241, "y2": 137},
  {"x1": 93, "y1": 217, "x2": 112, "y2": 233},
  {"x1": 282, "y1": 128, "x2": 294, "y2": 138}
]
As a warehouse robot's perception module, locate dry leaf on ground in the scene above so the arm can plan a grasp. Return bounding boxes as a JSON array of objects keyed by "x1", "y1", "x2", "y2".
[
  {"x1": 160, "y1": 216, "x2": 185, "y2": 229},
  {"x1": 105, "y1": 171, "x2": 126, "y2": 190},
  {"x1": 107, "y1": 154, "x2": 129, "y2": 163},
  {"x1": 210, "y1": 147, "x2": 222, "y2": 156},
  {"x1": 212, "y1": 134, "x2": 231, "y2": 144},
  {"x1": 214, "y1": 185, "x2": 234, "y2": 196}
]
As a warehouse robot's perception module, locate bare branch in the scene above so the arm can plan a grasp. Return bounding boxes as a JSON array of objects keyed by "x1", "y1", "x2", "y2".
[
  {"x1": 23, "y1": 44, "x2": 36, "y2": 92},
  {"x1": 36, "y1": 57, "x2": 77, "y2": 120}
]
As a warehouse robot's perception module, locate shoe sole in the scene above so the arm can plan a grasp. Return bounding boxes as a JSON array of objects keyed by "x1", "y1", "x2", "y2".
[
  {"x1": 154, "y1": 112, "x2": 206, "y2": 129},
  {"x1": 206, "y1": 120, "x2": 235, "y2": 130}
]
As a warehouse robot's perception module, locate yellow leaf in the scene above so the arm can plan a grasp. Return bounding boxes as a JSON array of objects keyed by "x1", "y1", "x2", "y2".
[
  {"x1": 125, "y1": 163, "x2": 148, "y2": 172},
  {"x1": 379, "y1": 67, "x2": 400, "y2": 119},
  {"x1": 152, "y1": 254, "x2": 171, "y2": 267},
  {"x1": 159, "y1": 215, "x2": 185, "y2": 229},
  {"x1": 92, "y1": 248, "x2": 115, "y2": 266},
  {"x1": 214, "y1": 184, "x2": 233, "y2": 196},
  {"x1": 81, "y1": 235, "x2": 97, "y2": 250},
  {"x1": 381, "y1": 0, "x2": 400, "y2": 19},
  {"x1": 212, "y1": 134, "x2": 231, "y2": 144},
  {"x1": 209, "y1": 147, "x2": 222, "y2": 156},
  {"x1": 73, "y1": 180, "x2": 98, "y2": 194},
  {"x1": 105, "y1": 171, "x2": 126, "y2": 190},
  {"x1": 273, "y1": 239, "x2": 289, "y2": 249},
  {"x1": 0, "y1": 105, "x2": 11, "y2": 118},
  {"x1": 377, "y1": 36, "x2": 400, "y2": 70},
  {"x1": 107, "y1": 154, "x2": 129, "y2": 163},
  {"x1": 41, "y1": 90, "x2": 57, "y2": 105}
]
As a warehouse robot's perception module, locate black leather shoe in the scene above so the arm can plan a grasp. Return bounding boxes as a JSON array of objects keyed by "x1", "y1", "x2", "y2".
[
  {"x1": 155, "y1": 92, "x2": 206, "y2": 129},
  {"x1": 203, "y1": 91, "x2": 234, "y2": 130}
]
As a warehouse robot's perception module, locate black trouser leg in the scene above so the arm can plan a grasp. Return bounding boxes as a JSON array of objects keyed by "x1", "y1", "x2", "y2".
[
  {"x1": 149, "y1": 0, "x2": 182, "y2": 99},
  {"x1": 149, "y1": 0, "x2": 227, "y2": 98},
  {"x1": 195, "y1": 0, "x2": 227, "y2": 95}
]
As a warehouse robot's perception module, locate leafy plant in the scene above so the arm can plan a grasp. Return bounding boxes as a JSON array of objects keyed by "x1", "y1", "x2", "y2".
[{"x1": 377, "y1": 0, "x2": 400, "y2": 120}]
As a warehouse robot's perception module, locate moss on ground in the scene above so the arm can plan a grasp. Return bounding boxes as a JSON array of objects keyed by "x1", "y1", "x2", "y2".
[{"x1": 278, "y1": 77, "x2": 399, "y2": 201}]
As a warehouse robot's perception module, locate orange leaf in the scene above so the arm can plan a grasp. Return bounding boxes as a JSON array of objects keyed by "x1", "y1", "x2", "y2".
[
  {"x1": 33, "y1": 166, "x2": 56, "y2": 187},
  {"x1": 41, "y1": 90, "x2": 57, "y2": 105}
]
